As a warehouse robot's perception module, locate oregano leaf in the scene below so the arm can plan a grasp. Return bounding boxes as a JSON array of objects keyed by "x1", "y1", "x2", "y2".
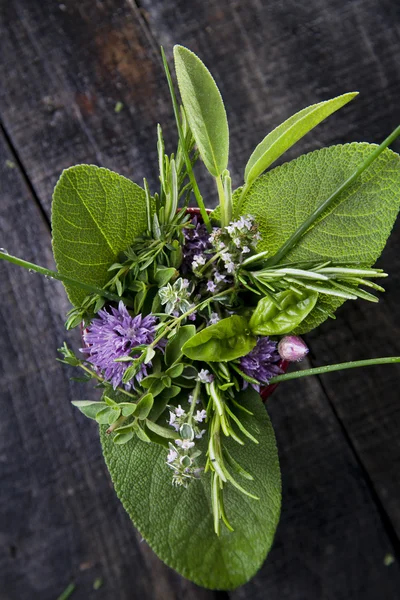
[
  {"x1": 52, "y1": 165, "x2": 149, "y2": 306},
  {"x1": 244, "y1": 92, "x2": 358, "y2": 186},
  {"x1": 101, "y1": 387, "x2": 281, "y2": 590},
  {"x1": 173, "y1": 45, "x2": 229, "y2": 177},
  {"x1": 235, "y1": 143, "x2": 400, "y2": 331}
]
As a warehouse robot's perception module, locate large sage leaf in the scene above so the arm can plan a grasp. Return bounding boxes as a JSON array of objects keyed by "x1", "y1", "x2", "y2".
[
  {"x1": 174, "y1": 45, "x2": 229, "y2": 177},
  {"x1": 244, "y1": 92, "x2": 357, "y2": 186},
  {"x1": 52, "y1": 165, "x2": 148, "y2": 306},
  {"x1": 182, "y1": 315, "x2": 256, "y2": 362},
  {"x1": 237, "y1": 143, "x2": 400, "y2": 332},
  {"x1": 101, "y1": 387, "x2": 281, "y2": 590}
]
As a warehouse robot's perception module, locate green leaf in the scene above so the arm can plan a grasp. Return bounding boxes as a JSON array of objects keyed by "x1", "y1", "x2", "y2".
[
  {"x1": 114, "y1": 431, "x2": 134, "y2": 445},
  {"x1": 182, "y1": 316, "x2": 256, "y2": 362},
  {"x1": 71, "y1": 400, "x2": 107, "y2": 420},
  {"x1": 145, "y1": 419, "x2": 179, "y2": 440},
  {"x1": 52, "y1": 165, "x2": 149, "y2": 306},
  {"x1": 173, "y1": 45, "x2": 229, "y2": 177},
  {"x1": 236, "y1": 143, "x2": 400, "y2": 331},
  {"x1": 244, "y1": 93, "x2": 358, "y2": 185},
  {"x1": 101, "y1": 387, "x2": 281, "y2": 589},
  {"x1": 155, "y1": 266, "x2": 176, "y2": 287},
  {"x1": 249, "y1": 290, "x2": 318, "y2": 335},
  {"x1": 135, "y1": 393, "x2": 154, "y2": 420},
  {"x1": 165, "y1": 325, "x2": 196, "y2": 366}
]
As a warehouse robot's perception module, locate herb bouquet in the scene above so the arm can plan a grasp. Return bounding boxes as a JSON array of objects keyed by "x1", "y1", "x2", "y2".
[{"x1": 2, "y1": 46, "x2": 400, "y2": 590}]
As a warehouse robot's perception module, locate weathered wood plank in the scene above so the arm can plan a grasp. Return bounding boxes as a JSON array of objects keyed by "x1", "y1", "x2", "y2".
[
  {"x1": 0, "y1": 133, "x2": 217, "y2": 600},
  {"x1": 234, "y1": 371, "x2": 400, "y2": 599}
]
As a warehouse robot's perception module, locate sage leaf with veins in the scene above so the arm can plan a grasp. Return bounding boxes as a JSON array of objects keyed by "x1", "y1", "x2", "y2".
[
  {"x1": 52, "y1": 165, "x2": 149, "y2": 306},
  {"x1": 234, "y1": 143, "x2": 400, "y2": 332},
  {"x1": 101, "y1": 387, "x2": 281, "y2": 590},
  {"x1": 174, "y1": 45, "x2": 229, "y2": 177}
]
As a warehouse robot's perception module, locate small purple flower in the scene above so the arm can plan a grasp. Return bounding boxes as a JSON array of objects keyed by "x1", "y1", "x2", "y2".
[
  {"x1": 82, "y1": 301, "x2": 158, "y2": 390},
  {"x1": 197, "y1": 369, "x2": 214, "y2": 384},
  {"x1": 209, "y1": 312, "x2": 220, "y2": 325},
  {"x1": 240, "y1": 337, "x2": 283, "y2": 391},
  {"x1": 207, "y1": 280, "x2": 217, "y2": 293},
  {"x1": 182, "y1": 217, "x2": 216, "y2": 274}
]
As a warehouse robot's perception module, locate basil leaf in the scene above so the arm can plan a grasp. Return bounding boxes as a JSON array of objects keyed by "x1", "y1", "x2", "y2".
[
  {"x1": 182, "y1": 315, "x2": 256, "y2": 362},
  {"x1": 173, "y1": 45, "x2": 229, "y2": 177},
  {"x1": 52, "y1": 165, "x2": 149, "y2": 306},
  {"x1": 244, "y1": 92, "x2": 358, "y2": 185},
  {"x1": 249, "y1": 290, "x2": 318, "y2": 335},
  {"x1": 101, "y1": 387, "x2": 281, "y2": 589}
]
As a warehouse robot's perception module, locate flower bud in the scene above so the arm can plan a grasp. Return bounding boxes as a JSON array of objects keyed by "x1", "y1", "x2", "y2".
[{"x1": 278, "y1": 336, "x2": 309, "y2": 362}]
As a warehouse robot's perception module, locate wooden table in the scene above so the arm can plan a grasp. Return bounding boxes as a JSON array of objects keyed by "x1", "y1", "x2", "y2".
[{"x1": 1, "y1": 1, "x2": 400, "y2": 598}]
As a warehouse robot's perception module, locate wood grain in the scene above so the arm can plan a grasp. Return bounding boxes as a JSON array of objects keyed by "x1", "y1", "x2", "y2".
[{"x1": 1, "y1": 0, "x2": 400, "y2": 598}]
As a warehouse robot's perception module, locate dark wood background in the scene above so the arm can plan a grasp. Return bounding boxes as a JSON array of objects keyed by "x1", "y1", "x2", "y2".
[{"x1": 1, "y1": 1, "x2": 400, "y2": 598}]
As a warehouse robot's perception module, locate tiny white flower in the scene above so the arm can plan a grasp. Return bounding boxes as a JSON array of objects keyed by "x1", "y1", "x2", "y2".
[
  {"x1": 193, "y1": 254, "x2": 206, "y2": 266},
  {"x1": 209, "y1": 312, "x2": 220, "y2": 325},
  {"x1": 175, "y1": 405, "x2": 185, "y2": 417},
  {"x1": 207, "y1": 280, "x2": 217, "y2": 293},
  {"x1": 168, "y1": 411, "x2": 176, "y2": 426},
  {"x1": 226, "y1": 225, "x2": 235, "y2": 235},
  {"x1": 175, "y1": 439, "x2": 195, "y2": 450},
  {"x1": 226, "y1": 261, "x2": 235, "y2": 274},
  {"x1": 242, "y1": 245, "x2": 251, "y2": 253},
  {"x1": 194, "y1": 409, "x2": 207, "y2": 423},
  {"x1": 222, "y1": 252, "x2": 232, "y2": 264},
  {"x1": 195, "y1": 429, "x2": 206, "y2": 439},
  {"x1": 167, "y1": 449, "x2": 178, "y2": 463},
  {"x1": 197, "y1": 369, "x2": 213, "y2": 383},
  {"x1": 214, "y1": 271, "x2": 226, "y2": 283},
  {"x1": 233, "y1": 237, "x2": 242, "y2": 248}
]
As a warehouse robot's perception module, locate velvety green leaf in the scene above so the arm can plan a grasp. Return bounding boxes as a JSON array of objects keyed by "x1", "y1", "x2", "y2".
[
  {"x1": 182, "y1": 316, "x2": 256, "y2": 362},
  {"x1": 52, "y1": 165, "x2": 148, "y2": 306},
  {"x1": 236, "y1": 143, "x2": 400, "y2": 331},
  {"x1": 244, "y1": 93, "x2": 357, "y2": 185},
  {"x1": 249, "y1": 290, "x2": 318, "y2": 335},
  {"x1": 101, "y1": 387, "x2": 281, "y2": 590},
  {"x1": 71, "y1": 400, "x2": 107, "y2": 420},
  {"x1": 165, "y1": 325, "x2": 196, "y2": 366},
  {"x1": 174, "y1": 45, "x2": 229, "y2": 177}
]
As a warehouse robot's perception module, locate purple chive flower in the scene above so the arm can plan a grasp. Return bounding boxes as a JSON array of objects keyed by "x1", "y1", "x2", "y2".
[
  {"x1": 239, "y1": 337, "x2": 283, "y2": 391},
  {"x1": 278, "y1": 335, "x2": 309, "y2": 362},
  {"x1": 182, "y1": 217, "x2": 216, "y2": 274},
  {"x1": 82, "y1": 301, "x2": 158, "y2": 390}
]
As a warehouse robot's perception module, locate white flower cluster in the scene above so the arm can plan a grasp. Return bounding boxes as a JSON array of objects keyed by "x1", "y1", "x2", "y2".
[{"x1": 166, "y1": 401, "x2": 207, "y2": 487}]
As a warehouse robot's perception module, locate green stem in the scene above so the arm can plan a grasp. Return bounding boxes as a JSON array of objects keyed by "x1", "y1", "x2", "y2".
[
  {"x1": 161, "y1": 47, "x2": 212, "y2": 232},
  {"x1": 269, "y1": 356, "x2": 400, "y2": 383},
  {"x1": 235, "y1": 181, "x2": 250, "y2": 218},
  {"x1": 0, "y1": 251, "x2": 121, "y2": 302},
  {"x1": 266, "y1": 125, "x2": 400, "y2": 267},
  {"x1": 216, "y1": 174, "x2": 228, "y2": 227}
]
